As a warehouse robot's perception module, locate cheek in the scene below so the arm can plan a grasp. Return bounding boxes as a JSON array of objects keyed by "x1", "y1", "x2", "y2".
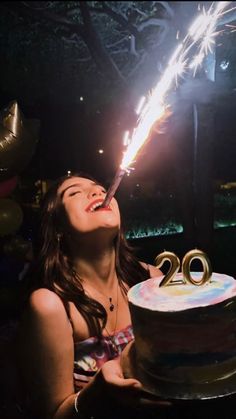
[{"x1": 64, "y1": 203, "x2": 85, "y2": 229}]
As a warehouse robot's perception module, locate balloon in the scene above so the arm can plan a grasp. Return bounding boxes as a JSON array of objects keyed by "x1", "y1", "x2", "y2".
[
  {"x1": 3, "y1": 235, "x2": 32, "y2": 261},
  {"x1": 0, "y1": 198, "x2": 23, "y2": 236},
  {"x1": 0, "y1": 101, "x2": 39, "y2": 180},
  {"x1": 0, "y1": 176, "x2": 18, "y2": 198}
]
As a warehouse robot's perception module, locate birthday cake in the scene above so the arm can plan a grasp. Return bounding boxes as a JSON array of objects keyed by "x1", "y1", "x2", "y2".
[{"x1": 127, "y1": 272, "x2": 236, "y2": 400}]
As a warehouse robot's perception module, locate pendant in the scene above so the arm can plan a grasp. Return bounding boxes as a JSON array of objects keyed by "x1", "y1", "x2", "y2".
[{"x1": 109, "y1": 297, "x2": 114, "y2": 312}]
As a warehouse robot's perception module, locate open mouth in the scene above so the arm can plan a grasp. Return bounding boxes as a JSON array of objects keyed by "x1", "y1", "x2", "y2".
[
  {"x1": 90, "y1": 202, "x2": 103, "y2": 212},
  {"x1": 85, "y1": 199, "x2": 110, "y2": 212}
]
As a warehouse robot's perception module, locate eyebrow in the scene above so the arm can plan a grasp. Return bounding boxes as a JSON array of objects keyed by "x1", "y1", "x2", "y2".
[{"x1": 60, "y1": 182, "x2": 103, "y2": 198}]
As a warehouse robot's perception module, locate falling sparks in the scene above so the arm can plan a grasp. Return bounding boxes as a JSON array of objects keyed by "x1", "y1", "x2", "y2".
[
  {"x1": 102, "y1": 1, "x2": 234, "y2": 208},
  {"x1": 120, "y1": 1, "x2": 230, "y2": 170},
  {"x1": 226, "y1": 23, "x2": 236, "y2": 33},
  {"x1": 119, "y1": 1, "x2": 231, "y2": 172}
]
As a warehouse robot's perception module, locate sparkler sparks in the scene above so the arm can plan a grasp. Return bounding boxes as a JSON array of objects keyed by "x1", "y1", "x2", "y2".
[
  {"x1": 226, "y1": 23, "x2": 236, "y2": 33},
  {"x1": 101, "y1": 2, "x2": 234, "y2": 208}
]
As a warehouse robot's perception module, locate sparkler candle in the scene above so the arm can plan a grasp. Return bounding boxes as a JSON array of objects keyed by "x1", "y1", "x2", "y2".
[
  {"x1": 101, "y1": 168, "x2": 126, "y2": 208},
  {"x1": 101, "y1": 1, "x2": 232, "y2": 208}
]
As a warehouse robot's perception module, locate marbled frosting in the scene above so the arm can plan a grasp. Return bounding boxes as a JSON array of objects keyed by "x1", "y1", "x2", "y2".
[
  {"x1": 128, "y1": 272, "x2": 236, "y2": 312},
  {"x1": 128, "y1": 272, "x2": 236, "y2": 399}
]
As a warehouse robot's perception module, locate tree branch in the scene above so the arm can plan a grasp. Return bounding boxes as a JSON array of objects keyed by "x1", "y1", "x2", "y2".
[
  {"x1": 156, "y1": 1, "x2": 175, "y2": 19},
  {"x1": 0, "y1": 1, "x2": 85, "y2": 38},
  {"x1": 89, "y1": 2, "x2": 142, "y2": 41},
  {"x1": 1, "y1": 0, "x2": 127, "y2": 86},
  {"x1": 78, "y1": 1, "x2": 127, "y2": 84}
]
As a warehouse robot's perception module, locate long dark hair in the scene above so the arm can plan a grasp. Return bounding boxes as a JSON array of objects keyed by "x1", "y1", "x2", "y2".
[{"x1": 33, "y1": 172, "x2": 149, "y2": 335}]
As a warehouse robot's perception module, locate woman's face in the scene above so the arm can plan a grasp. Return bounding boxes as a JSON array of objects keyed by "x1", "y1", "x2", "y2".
[{"x1": 57, "y1": 176, "x2": 121, "y2": 236}]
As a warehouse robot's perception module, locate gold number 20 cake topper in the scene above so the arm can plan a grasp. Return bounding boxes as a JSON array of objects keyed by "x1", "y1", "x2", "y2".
[{"x1": 155, "y1": 249, "x2": 212, "y2": 287}]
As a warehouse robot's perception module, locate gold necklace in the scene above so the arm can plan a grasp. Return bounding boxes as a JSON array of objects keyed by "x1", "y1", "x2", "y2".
[
  {"x1": 86, "y1": 280, "x2": 119, "y2": 312},
  {"x1": 85, "y1": 281, "x2": 119, "y2": 353}
]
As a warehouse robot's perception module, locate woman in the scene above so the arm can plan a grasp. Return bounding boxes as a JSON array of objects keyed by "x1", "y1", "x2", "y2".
[{"x1": 18, "y1": 173, "x2": 164, "y2": 419}]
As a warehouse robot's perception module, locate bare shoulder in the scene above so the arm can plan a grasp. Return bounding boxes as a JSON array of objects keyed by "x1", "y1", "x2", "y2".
[
  {"x1": 23, "y1": 288, "x2": 73, "y2": 343},
  {"x1": 28, "y1": 289, "x2": 89, "y2": 342},
  {"x1": 140, "y1": 261, "x2": 163, "y2": 278},
  {"x1": 28, "y1": 288, "x2": 66, "y2": 318}
]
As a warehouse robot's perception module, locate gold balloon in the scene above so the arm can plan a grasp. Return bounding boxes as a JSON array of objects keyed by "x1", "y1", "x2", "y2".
[
  {"x1": 0, "y1": 198, "x2": 23, "y2": 237},
  {"x1": 0, "y1": 101, "x2": 39, "y2": 179},
  {"x1": 1, "y1": 100, "x2": 23, "y2": 135}
]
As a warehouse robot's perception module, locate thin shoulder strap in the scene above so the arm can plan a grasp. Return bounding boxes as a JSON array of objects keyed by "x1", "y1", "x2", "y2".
[{"x1": 60, "y1": 297, "x2": 98, "y2": 338}]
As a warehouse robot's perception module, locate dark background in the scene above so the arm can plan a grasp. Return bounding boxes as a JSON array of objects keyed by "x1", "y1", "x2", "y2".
[
  {"x1": 0, "y1": 1, "x2": 235, "y2": 298},
  {"x1": 0, "y1": 3, "x2": 236, "y2": 418}
]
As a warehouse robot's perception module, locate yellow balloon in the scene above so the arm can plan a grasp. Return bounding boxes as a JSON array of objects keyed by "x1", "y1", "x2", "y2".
[{"x1": 0, "y1": 199, "x2": 23, "y2": 236}]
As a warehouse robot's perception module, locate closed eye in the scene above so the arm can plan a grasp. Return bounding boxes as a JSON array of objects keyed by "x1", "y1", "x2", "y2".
[{"x1": 69, "y1": 190, "x2": 82, "y2": 197}]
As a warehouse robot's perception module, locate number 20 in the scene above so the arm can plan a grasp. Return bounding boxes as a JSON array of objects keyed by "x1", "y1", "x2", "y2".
[{"x1": 155, "y1": 249, "x2": 212, "y2": 287}]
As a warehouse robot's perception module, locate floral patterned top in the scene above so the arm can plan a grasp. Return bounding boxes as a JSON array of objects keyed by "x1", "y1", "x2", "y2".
[{"x1": 73, "y1": 324, "x2": 134, "y2": 390}]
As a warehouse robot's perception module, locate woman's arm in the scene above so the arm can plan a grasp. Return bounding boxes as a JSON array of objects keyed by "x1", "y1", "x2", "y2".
[
  {"x1": 18, "y1": 288, "x2": 143, "y2": 419},
  {"x1": 19, "y1": 288, "x2": 78, "y2": 419}
]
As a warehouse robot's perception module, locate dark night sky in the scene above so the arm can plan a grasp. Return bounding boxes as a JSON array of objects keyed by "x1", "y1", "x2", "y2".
[{"x1": 0, "y1": 1, "x2": 235, "y2": 185}]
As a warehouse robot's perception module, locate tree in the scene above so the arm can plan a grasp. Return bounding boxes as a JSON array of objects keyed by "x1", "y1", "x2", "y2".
[{"x1": 0, "y1": 1, "x2": 177, "y2": 109}]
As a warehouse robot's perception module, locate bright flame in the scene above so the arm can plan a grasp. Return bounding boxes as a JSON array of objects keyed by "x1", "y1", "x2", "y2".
[
  {"x1": 120, "y1": 1, "x2": 232, "y2": 172},
  {"x1": 135, "y1": 96, "x2": 146, "y2": 115}
]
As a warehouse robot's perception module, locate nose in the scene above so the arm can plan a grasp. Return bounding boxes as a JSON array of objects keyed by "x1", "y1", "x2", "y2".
[{"x1": 88, "y1": 185, "x2": 104, "y2": 198}]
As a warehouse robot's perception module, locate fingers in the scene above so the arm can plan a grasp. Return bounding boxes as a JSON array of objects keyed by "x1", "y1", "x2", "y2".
[
  {"x1": 100, "y1": 358, "x2": 141, "y2": 387},
  {"x1": 98, "y1": 358, "x2": 172, "y2": 409},
  {"x1": 110, "y1": 376, "x2": 142, "y2": 388}
]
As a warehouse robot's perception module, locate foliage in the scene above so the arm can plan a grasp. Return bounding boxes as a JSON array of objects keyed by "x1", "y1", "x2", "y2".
[{"x1": 0, "y1": 1, "x2": 180, "y2": 109}]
